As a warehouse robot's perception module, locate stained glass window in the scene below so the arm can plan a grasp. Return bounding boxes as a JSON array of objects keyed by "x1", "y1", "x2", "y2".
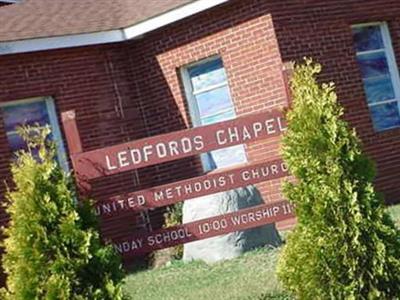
[
  {"x1": 183, "y1": 57, "x2": 247, "y2": 171},
  {"x1": 352, "y1": 23, "x2": 400, "y2": 131},
  {"x1": 1, "y1": 97, "x2": 67, "y2": 168}
]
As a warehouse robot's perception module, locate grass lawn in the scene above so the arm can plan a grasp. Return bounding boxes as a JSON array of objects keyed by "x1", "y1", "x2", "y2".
[
  {"x1": 124, "y1": 204, "x2": 400, "y2": 300},
  {"x1": 124, "y1": 247, "x2": 288, "y2": 300}
]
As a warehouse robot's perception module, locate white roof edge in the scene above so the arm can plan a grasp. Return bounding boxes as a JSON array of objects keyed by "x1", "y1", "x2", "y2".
[
  {"x1": 0, "y1": 30, "x2": 125, "y2": 55},
  {"x1": 122, "y1": 0, "x2": 229, "y2": 39},
  {"x1": 0, "y1": 0, "x2": 230, "y2": 56}
]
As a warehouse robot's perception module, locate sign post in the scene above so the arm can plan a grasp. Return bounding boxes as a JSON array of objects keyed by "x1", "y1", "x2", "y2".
[{"x1": 62, "y1": 107, "x2": 294, "y2": 259}]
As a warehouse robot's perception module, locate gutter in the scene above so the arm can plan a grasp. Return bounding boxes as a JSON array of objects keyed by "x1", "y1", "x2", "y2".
[{"x1": 0, "y1": 0, "x2": 230, "y2": 56}]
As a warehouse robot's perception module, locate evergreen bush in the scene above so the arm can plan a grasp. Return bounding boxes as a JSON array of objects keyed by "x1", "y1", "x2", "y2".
[
  {"x1": 0, "y1": 125, "x2": 126, "y2": 300},
  {"x1": 277, "y1": 60, "x2": 400, "y2": 299},
  {"x1": 164, "y1": 203, "x2": 184, "y2": 259}
]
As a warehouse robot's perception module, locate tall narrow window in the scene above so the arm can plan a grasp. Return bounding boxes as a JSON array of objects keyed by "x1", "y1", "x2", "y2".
[
  {"x1": 1, "y1": 97, "x2": 67, "y2": 169},
  {"x1": 181, "y1": 57, "x2": 247, "y2": 171},
  {"x1": 352, "y1": 22, "x2": 400, "y2": 131}
]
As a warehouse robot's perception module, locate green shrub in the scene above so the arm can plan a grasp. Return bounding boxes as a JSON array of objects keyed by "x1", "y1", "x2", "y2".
[
  {"x1": 0, "y1": 125, "x2": 126, "y2": 300},
  {"x1": 164, "y1": 203, "x2": 183, "y2": 259},
  {"x1": 150, "y1": 203, "x2": 183, "y2": 268},
  {"x1": 277, "y1": 60, "x2": 400, "y2": 299}
]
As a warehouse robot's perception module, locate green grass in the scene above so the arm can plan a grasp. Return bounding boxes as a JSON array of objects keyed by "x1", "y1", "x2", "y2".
[
  {"x1": 124, "y1": 204, "x2": 400, "y2": 300},
  {"x1": 124, "y1": 247, "x2": 289, "y2": 300}
]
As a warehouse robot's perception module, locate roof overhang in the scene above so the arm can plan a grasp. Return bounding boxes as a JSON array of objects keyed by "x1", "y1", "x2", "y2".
[{"x1": 0, "y1": 0, "x2": 230, "y2": 56}]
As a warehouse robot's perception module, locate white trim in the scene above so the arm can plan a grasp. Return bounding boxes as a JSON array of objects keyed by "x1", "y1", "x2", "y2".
[
  {"x1": 353, "y1": 22, "x2": 400, "y2": 131},
  {"x1": 0, "y1": 96, "x2": 43, "y2": 106},
  {"x1": 192, "y1": 81, "x2": 228, "y2": 95},
  {"x1": 351, "y1": 22, "x2": 383, "y2": 28},
  {"x1": 44, "y1": 97, "x2": 69, "y2": 171},
  {"x1": 122, "y1": 0, "x2": 229, "y2": 40},
  {"x1": 0, "y1": 0, "x2": 230, "y2": 55},
  {"x1": 0, "y1": 30, "x2": 125, "y2": 55},
  {"x1": 0, "y1": 96, "x2": 69, "y2": 171},
  {"x1": 201, "y1": 107, "x2": 234, "y2": 119},
  {"x1": 180, "y1": 62, "x2": 216, "y2": 170},
  {"x1": 180, "y1": 67, "x2": 201, "y2": 127},
  {"x1": 356, "y1": 48, "x2": 385, "y2": 56},
  {"x1": 368, "y1": 99, "x2": 398, "y2": 107},
  {"x1": 380, "y1": 23, "x2": 400, "y2": 104},
  {"x1": 180, "y1": 56, "x2": 247, "y2": 171}
]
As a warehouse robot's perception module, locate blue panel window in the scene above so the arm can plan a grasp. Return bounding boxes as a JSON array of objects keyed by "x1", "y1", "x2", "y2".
[
  {"x1": 182, "y1": 57, "x2": 247, "y2": 171},
  {"x1": 352, "y1": 23, "x2": 400, "y2": 131},
  {"x1": 1, "y1": 97, "x2": 68, "y2": 169}
]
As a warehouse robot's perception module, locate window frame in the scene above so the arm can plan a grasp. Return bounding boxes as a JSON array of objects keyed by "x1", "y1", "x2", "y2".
[
  {"x1": 181, "y1": 55, "x2": 231, "y2": 127},
  {"x1": 1, "y1": 96, "x2": 69, "y2": 170},
  {"x1": 352, "y1": 22, "x2": 400, "y2": 131},
  {"x1": 180, "y1": 56, "x2": 247, "y2": 171}
]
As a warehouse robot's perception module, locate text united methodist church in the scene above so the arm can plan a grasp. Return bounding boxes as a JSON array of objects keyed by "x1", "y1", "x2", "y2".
[{"x1": 0, "y1": 0, "x2": 400, "y2": 277}]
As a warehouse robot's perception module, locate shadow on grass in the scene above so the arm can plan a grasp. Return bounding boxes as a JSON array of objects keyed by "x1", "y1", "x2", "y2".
[{"x1": 253, "y1": 292, "x2": 293, "y2": 300}]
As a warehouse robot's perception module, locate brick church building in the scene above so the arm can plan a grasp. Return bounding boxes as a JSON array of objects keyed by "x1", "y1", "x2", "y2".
[{"x1": 0, "y1": 0, "x2": 399, "y2": 273}]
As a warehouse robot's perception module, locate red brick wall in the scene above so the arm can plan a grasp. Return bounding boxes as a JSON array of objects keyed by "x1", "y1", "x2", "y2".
[
  {"x1": 0, "y1": 44, "x2": 164, "y2": 276},
  {"x1": 129, "y1": 0, "x2": 288, "y2": 205},
  {"x1": 128, "y1": 0, "x2": 400, "y2": 207},
  {"x1": 0, "y1": 0, "x2": 290, "y2": 276},
  {"x1": 96, "y1": 0, "x2": 289, "y2": 258},
  {"x1": 263, "y1": 0, "x2": 400, "y2": 202},
  {"x1": 0, "y1": 0, "x2": 399, "y2": 282}
]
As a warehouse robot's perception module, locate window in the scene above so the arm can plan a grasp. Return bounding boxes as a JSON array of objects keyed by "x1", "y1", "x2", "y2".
[
  {"x1": 352, "y1": 22, "x2": 400, "y2": 131},
  {"x1": 181, "y1": 57, "x2": 247, "y2": 171},
  {"x1": 1, "y1": 97, "x2": 68, "y2": 169}
]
